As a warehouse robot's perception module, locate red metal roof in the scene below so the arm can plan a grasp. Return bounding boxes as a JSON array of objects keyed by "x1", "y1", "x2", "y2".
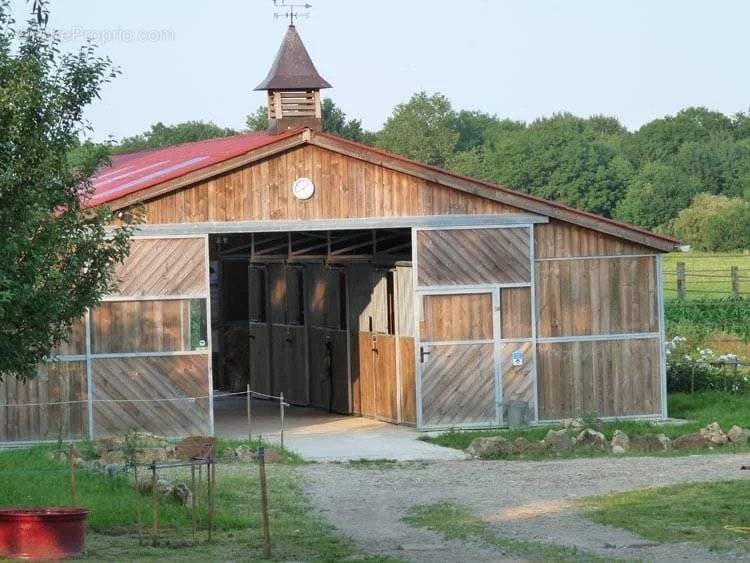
[{"x1": 90, "y1": 132, "x2": 288, "y2": 206}]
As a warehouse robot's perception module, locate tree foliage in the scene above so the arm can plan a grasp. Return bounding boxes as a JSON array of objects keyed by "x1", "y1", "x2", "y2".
[
  {"x1": 376, "y1": 91, "x2": 459, "y2": 167},
  {"x1": 667, "y1": 194, "x2": 750, "y2": 251},
  {"x1": 115, "y1": 120, "x2": 237, "y2": 154},
  {"x1": 0, "y1": 1, "x2": 132, "y2": 380}
]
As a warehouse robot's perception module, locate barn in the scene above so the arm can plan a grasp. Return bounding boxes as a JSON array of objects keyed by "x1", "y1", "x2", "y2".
[{"x1": 0, "y1": 25, "x2": 680, "y2": 443}]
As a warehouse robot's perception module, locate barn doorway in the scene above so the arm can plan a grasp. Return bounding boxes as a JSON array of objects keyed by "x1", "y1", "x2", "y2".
[{"x1": 210, "y1": 228, "x2": 417, "y2": 434}]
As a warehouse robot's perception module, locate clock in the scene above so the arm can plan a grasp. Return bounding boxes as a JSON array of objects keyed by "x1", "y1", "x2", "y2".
[{"x1": 292, "y1": 177, "x2": 315, "y2": 200}]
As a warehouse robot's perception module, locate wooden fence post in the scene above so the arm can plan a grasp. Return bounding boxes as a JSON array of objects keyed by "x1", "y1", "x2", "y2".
[
  {"x1": 247, "y1": 384, "x2": 252, "y2": 443},
  {"x1": 68, "y1": 443, "x2": 77, "y2": 507},
  {"x1": 731, "y1": 266, "x2": 740, "y2": 297},
  {"x1": 676, "y1": 262, "x2": 686, "y2": 300},
  {"x1": 257, "y1": 447, "x2": 272, "y2": 559}
]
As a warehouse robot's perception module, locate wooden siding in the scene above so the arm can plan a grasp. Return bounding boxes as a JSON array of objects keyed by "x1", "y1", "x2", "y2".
[
  {"x1": 501, "y1": 342, "x2": 535, "y2": 421},
  {"x1": 536, "y1": 256, "x2": 658, "y2": 338},
  {"x1": 421, "y1": 343, "x2": 496, "y2": 427},
  {"x1": 0, "y1": 361, "x2": 88, "y2": 442},
  {"x1": 535, "y1": 220, "x2": 656, "y2": 259},
  {"x1": 416, "y1": 228, "x2": 530, "y2": 286},
  {"x1": 92, "y1": 355, "x2": 210, "y2": 437},
  {"x1": 399, "y1": 337, "x2": 417, "y2": 425},
  {"x1": 420, "y1": 293, "x2": 493, "y2": 342},
  {"x1": 270, "y1": 325, "x2": 307, "y2": 404},
  {"x1": 110, "y1": 237, "x2": 207, "y2": 297},
  {"x1": 248, "y1": 322, "x2": 272, "y2": 395},
  {"x1": 537, "y1": 338, "x2": 661, "y2": 419},
  {"x1": 501, "y1": 287, "x2": 532, "y2": 339},
  {"x1": 52, "y1": 319, "x2": 86, "y2": 357},
  {"x1": 138, "y1": 145, "x2": 520, "y2": 224},
  {"x1": 90, "y1": 300, "x2": 194, "y2": 353}
]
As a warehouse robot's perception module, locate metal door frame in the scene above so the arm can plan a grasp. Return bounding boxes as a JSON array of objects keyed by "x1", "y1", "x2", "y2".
[{"x1": 411, "y1": 224, "x2": 536, "y2": 431}]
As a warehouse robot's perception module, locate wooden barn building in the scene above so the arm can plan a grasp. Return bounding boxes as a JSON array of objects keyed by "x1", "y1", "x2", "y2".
[{"x1": 0, "y1": 25, "x2": 680, "y2": 442}]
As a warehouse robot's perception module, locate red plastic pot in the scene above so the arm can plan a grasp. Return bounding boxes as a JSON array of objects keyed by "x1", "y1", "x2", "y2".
[{"x1": 0, "y1": 508, "x2": 89, "y2": 560}]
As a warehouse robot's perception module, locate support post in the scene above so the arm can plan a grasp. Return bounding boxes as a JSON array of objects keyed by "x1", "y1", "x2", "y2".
[
  {"x1": 257, "y1": 447, "x2": 272, "y2": 559},
  {"x1": 151, "y1": 461, "x2": 158, "y2": 545},
  {"x1": 207, "y1": 460, "x2": 214, "y2": 542},
  {"x1": 191, "y1": 463, "x2": 197, "y2": 542},
  {"x1": 279, "y1": 392, "x2": 285, "y2": 450},
  {"x1": 676, "y1": 262, "x2": 686, "y2": 300},
  {"x1": 247, "y1": 383, "x2": 253, "y2": 445},
  {"x1": 68, "y1": 443, "x2": 77, "y2": 507},
  {"x1": 732, "y1": 266, "x2": 740, "y2": 297},
  {"x1": 134, "y1": 464, "x2": 143, "y2": 545}
]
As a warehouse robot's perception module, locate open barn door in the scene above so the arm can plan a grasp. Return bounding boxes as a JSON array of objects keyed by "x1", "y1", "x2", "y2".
[
  {"x1": 89, "y1": 235, "x2": 212, "y2": 438},
  {"x1": 414, "y1": 225, "x2": 535, "y2": 430}
]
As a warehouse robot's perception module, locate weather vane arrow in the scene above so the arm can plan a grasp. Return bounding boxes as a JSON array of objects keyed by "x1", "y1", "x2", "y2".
[{"x1": 273, "y1": 0, "x2": 312, "y2": 26}]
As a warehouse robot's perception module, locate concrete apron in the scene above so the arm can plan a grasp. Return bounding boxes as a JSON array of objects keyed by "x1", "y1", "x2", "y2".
[{"x1": 214, "y1": 396, "x2": 466, "y2": 462}]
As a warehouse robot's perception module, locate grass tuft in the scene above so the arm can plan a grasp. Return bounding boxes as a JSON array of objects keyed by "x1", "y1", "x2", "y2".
[{"x1": 580, "y1": 480, "x2": 750, "y2": 553}]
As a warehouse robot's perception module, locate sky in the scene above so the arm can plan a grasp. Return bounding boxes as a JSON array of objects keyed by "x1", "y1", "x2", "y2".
[{"x1": 11, "y1": 0, "x2": 750, "y2": 141}]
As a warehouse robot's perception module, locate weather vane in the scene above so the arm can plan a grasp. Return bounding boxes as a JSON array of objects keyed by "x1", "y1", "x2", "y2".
[{"x1": 273, "y1": 0, "x2": 312, "y2": 26}]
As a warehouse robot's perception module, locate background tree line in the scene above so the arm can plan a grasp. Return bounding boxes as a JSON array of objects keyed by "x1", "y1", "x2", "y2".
[{"x1": 108, "y1": 93, "x2": 750, "y2": 251}]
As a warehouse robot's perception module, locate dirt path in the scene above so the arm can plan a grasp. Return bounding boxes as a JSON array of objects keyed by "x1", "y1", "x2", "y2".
[{"x1": 302, "y1": 454, "x2": 750, "y2": 562}]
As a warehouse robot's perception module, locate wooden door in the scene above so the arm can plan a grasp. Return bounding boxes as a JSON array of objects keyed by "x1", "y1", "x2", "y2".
[{"x1": 417, "y1": 291, "x2": 499, "y2": 428}]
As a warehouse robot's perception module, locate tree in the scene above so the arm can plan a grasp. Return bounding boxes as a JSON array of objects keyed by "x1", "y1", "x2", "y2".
[
  {"x1": 481, "y1": 113, "x2": 633, "y2": 216},
  {"x1": 246, "y1": 105, "x2": 268, "y2": 131},
  {"x1": 625, "y1": 107, "x2": 733, "y2": 165},
  {"x1": 667, "y1": 194, "x2": 750, "y2": 251},
  {"x1": 376, "y1": 91, "x2": 459, "y2": 167},
  {"x1": 614, "y1": 162, "x2": 702, "y2": 229},
  {"x1": 115, "y1": 121, "x2": 237, "y2": 154},
  {"x1": 0, "y1": 1, "x2": 132, "y2": 380}
]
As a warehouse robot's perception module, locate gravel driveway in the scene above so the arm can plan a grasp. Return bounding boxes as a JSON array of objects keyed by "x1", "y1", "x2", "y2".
[{"x1": 302, "y1": 454, "x2": 750, "y2": 562}]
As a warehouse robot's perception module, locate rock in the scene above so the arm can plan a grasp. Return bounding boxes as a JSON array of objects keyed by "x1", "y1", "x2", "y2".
[
  {"x1": 612, "y1": 445, "x2": 626, "y2": 455},
  {"x1": 133, "y1": 448, "x2": 171, "y2": 464},
  {"x1": 610, "y1": 430, "x2": 630, "y2": 452},
  {"x1": 234, "y1": 445, "x2": 255, "y2": 462},
  {"x1": 175, "y1": 436, "x2": 216, "y2": 460},
  {"x1": 727, "y1": 425, "x2": 750, "y2": 445},
  {"x1": 630, "y1": 434, "x2": 671, "y2": 452},
  {"x1": 673, "y1": 432, "x2": 711, "y2": 450},
  {"x1": 656, "y1": 434, "x2": 671, "y2": 450},
  {"x1": 512, "y1": 437, "x2": 541, "y2": 455},
  {"x1": 100, "y1": 450, "x2": 125, "y2": 464},
  {"x1": 559, "y1": 418, "x2": 585, "y2": 431},
  {"x1": 171, "y1": 483, "x2": 192, "y2": 506},
  {"x1": 543, "y1": 429, "x2": 573, "y2": 452},
  {"x1": 264, "y1": 449, "x2": 283, "y2": 463},
  {"x1": 700, "y1": 422, "x2": 728, "y2": 446},
  {"x1": 47, "y1": 450, "x2": 67, "y2": 462},
  {"x1": 466, "y1": 436, "x2": 515, "y2": 458},
  {"x1": 576, "y1": 429, "x2": 608, "y2": 451},
  {"x1": 90, "y1": 460, "x2": 104, "y2": 473},
  {"x1": 105, "y1": 463, "x2": 123, "y2": 477},
  {"x1": 73, "y1": 457, "x2": 88, "y2": 469}
]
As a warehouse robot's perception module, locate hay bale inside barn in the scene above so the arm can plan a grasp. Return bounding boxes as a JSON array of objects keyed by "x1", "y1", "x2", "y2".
[{"x1": 0, "y1": 25, "x2": 679, "y2": 442}]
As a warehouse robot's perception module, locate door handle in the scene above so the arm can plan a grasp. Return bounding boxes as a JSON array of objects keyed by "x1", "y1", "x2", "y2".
[{"x1": 420, "y1": 346, "x2": 430, "y2": 363}]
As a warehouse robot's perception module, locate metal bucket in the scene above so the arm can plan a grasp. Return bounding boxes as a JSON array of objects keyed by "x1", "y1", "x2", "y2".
[
  {"x1": 0, "y1": 508, "x2": 89, "y2": 560},
  {"x1": 507, "y1": 400, "x2": 529, "y2": 428}
]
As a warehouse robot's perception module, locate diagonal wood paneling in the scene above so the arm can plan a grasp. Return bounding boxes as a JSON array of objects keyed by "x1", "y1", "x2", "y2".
[
  {"x1": 92, "y1": 355, "x2": 210, "y2": 437},
  {"x1": 501, "y1": 342, "x2": 535, "y2": 422},
  {"x1": 421, "y1": 343, "x2": 495, "y2": 427},
  {"x1": 417, "y1": 228, "x2": 530, "y2": 286},
  {"x1": 110, "y1": 237, "x2": 207, "y2": 297}
]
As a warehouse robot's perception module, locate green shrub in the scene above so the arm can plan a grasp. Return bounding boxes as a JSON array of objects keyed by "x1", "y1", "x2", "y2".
[{"x1": 666, "y1": 336, "x2": 750, "y2": 393}]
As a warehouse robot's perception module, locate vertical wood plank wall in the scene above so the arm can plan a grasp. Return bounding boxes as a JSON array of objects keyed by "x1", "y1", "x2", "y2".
[{"x1": 534, "y1": 220, "x2": 663, "y2": 420}]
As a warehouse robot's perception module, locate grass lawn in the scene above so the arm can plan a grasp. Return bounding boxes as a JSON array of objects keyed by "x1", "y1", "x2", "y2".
[
  {"x1": 403, "y1": 502, "x2": 604, "y2": 562},
  {"x1": 580, "y1": 480, "x2": 750, "y2": 553},
  {"x1": 663, "y1": 251, "x2": 750, "y2": 299},
  {"x1": 423, "y1": 391, "x2": 750, "y2": 458},
  {"x1": 0, "y1": 444, "x2": 391, "y2": 562}
]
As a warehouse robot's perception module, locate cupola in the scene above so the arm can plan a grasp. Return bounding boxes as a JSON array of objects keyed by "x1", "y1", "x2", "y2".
[{"x1": 255, "y1": 25, "x2": 331, "y2": 133}]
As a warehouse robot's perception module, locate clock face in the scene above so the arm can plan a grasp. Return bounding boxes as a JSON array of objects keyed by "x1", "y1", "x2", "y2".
[{"x1": 292, "y1": 177, "x2": 315, "y2": 200}]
